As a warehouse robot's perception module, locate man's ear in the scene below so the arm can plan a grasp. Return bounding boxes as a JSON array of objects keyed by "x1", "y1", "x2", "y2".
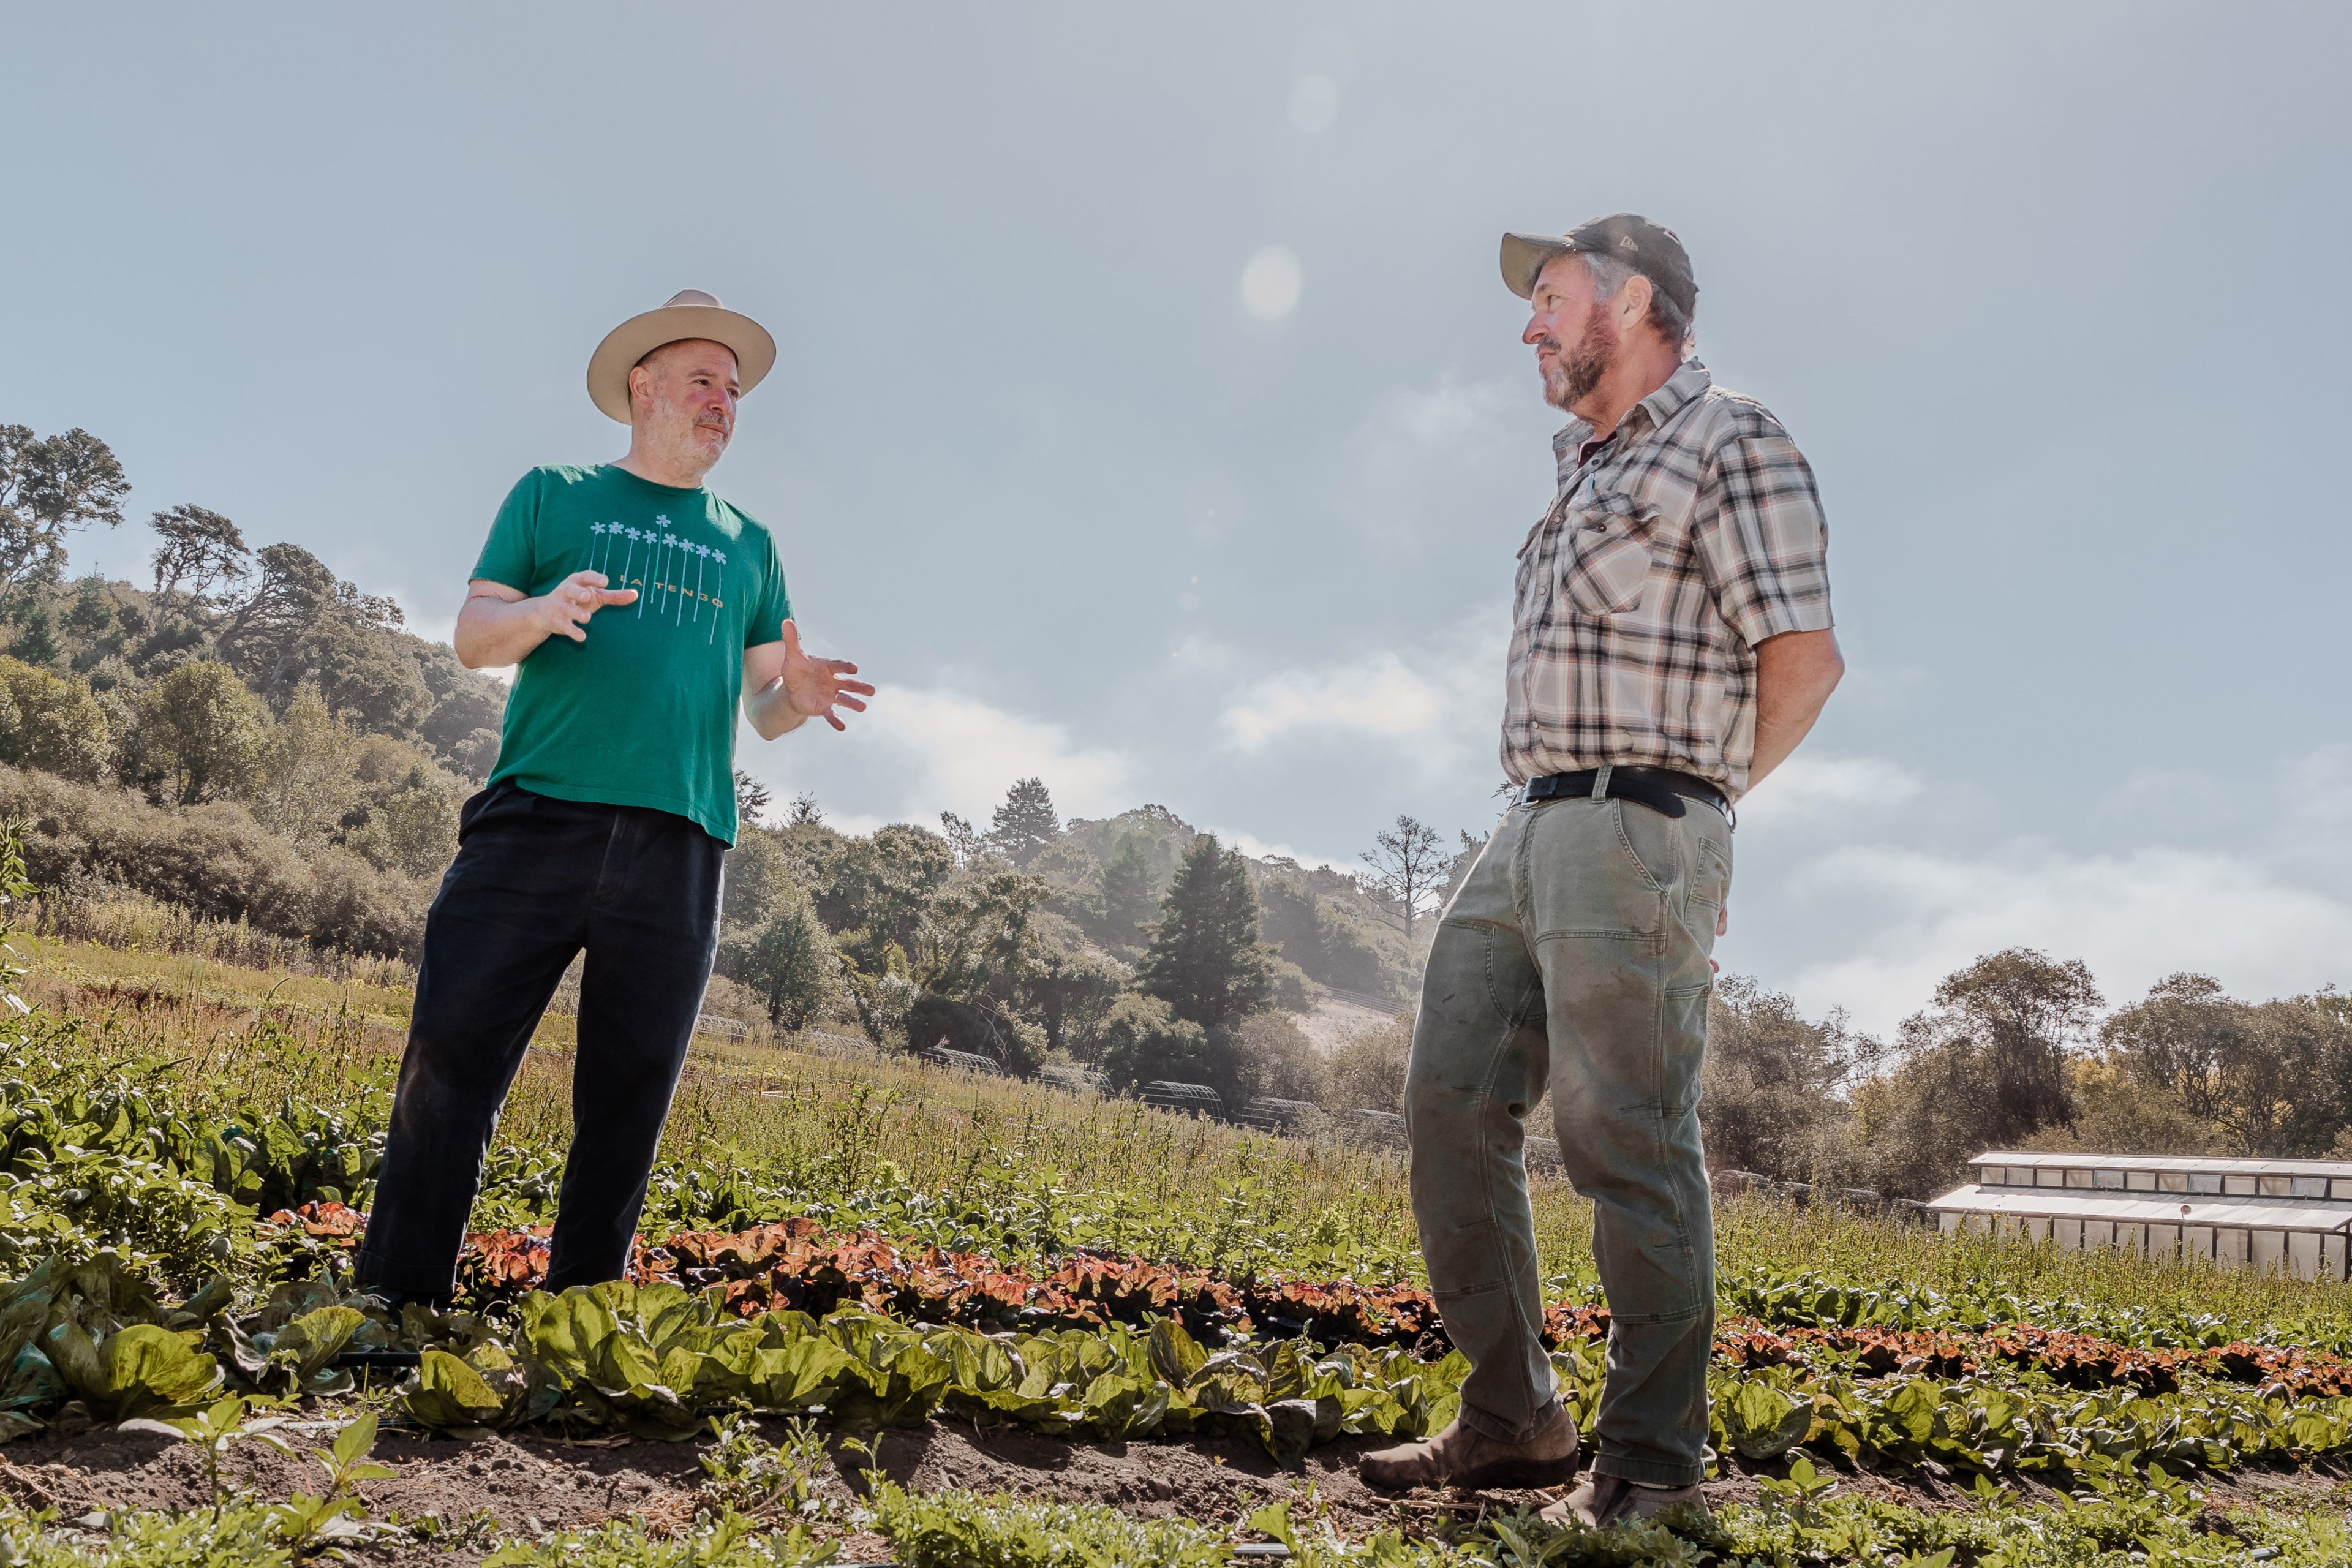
[
  {"x1": 1616, "y1": 273, "x2": 1654, "y2": 335},
  {"x1": 627, "y1": 363, "x2": 652, "y2": 414}
]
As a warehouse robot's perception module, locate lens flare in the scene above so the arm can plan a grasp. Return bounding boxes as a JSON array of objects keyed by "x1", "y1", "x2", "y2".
[{"x1": 1240, "y1": 247, "x2": 1302, "y2": 320}]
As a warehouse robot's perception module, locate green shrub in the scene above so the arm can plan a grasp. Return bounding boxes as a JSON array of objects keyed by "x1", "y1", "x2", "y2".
[
  {"x1": 1084, "y1": 992, "x2": 1208, "y2": 1091},
  {"x1": 0, "y1": 657, "x2": 112, "y2": 783},
  {"x1": 124, "y1": 660, "x2": 269, "y2": 805},
  {"x1": 0, "y1": 764, "x2": 428, "y2": 955}
]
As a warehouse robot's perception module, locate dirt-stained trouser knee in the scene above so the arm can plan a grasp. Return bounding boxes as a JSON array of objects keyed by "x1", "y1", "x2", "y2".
[{"x1": 1405, "y1": 789, "x2": 1728, "y2": 1487}]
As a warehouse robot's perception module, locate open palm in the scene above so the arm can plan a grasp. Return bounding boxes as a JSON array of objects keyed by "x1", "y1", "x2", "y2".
[{"x1": 778, "y1": 622, "x2": 873, "y2": 731}]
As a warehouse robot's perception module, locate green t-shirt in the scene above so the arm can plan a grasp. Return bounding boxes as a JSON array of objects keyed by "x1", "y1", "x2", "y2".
[{"x1": 472, "y1": 464, "x2": 791, "y2": 845}]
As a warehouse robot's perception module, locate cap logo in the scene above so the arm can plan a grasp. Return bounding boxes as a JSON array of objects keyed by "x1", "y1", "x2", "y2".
[{"x1": 1618, "y1": 235, "x2": 1638, "y2": 249}]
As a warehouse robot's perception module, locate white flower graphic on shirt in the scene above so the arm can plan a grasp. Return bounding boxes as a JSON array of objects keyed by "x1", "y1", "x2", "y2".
[{"x1": 576, "y1": 516, "x2": 733, "y2": 643}]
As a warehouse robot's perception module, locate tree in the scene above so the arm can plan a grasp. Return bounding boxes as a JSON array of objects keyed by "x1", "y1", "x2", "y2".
[
  {"x1": 816, "y1": 823, "x2": 955, "y2": 971},
  {"x1": 1257, "y1": 876, "x2": 1392, "y2": 997},
  {"x1": 345, "y1": 776, "x2": 459, "y2": 878},
  {"x1": 738, "y1": 891, "x2": 840, "y2": 1031},
  {"x1": 214, "y1": 543, "x2": 402, "y2": 692},
  {"x1": 0, "y1": 426, "x2": 129, "y2": 597},
  {"x1": 1357, "y1": 813, "x2": 1446, "y2": 940},
  {"x1": 6, "y1": 603, "x2": 60, "y2": 669},
  {"x1": 786, "y1": 793, "x2": 824, "y2": 827},
  {"x1": 148, "y1": 505, "x2": 251, "y2": 611},
  {"x1": 938, "y1": 811, "x2": 984, "y2": 867},
  {"x1": 1096, "y1": 836, "x2": 1158, "y2": 951},
  {"x1": 1855, "y1": 949, "x2": 2105, "y2": 1196},
  {"x1": 64, "y1": 575, "x2": 116, "y2": 638},
  {"x1": 1235, "y1": 1011, "x2": 1326, "y2": 1104},
  {"x1": 722, "y1": 827, "x2": 790, "y2": 930},
  {"x1": 1088, "y1": 993, "x2": 1211, "y2": 1091},
  {"x1": 1138, "y1": 834, "x2": 1275, "y2": 1039},
  {"x1": 0, "y1": 657, "x2": 114, "y2": 783},
  {"x1": 1020, "y1": 948, "x2": 1129, "y2": 1054},
  {"x1": 287, "y1": 616, "x2": 434, "y2": 736},
  {"x1": 1904, "y1": 949, "x2": 2103, "y2": 1145},
  {"x1": 416, "y1": 643, "x2": 507, "y2": 767},
  {"x1": 2100, "y1": 974, "x2": 2236, "y2": 1125},
  {"x1": 1699, "y1": 977, "x2": 1879, "y2": 1182},
  {"x1": 988, "y1": 777, "x2": 1059, "y2": 866},
  {"x1": 734, "y1": 769, "x2": 772, "y2": 827},
  {"x1": 129, "y1": 660, "x2": 270, "y2": 805},
  {"x1": 909, "y1": 870, "x2": 1052, "y2": 1030},
  {"x1": 252, "y1": 683, "x2": 361, "y2": 850},
  {"x1": 2103, "y1": 976, "x2": 2352, "y2": 1156},
  {"x1": 1327, "y1": 1011, "x2": 1414, "y2": 1113}
]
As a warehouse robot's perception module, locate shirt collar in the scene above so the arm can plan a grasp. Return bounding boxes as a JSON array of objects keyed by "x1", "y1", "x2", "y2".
[{"x1": 1548, "y1": 356, "x2": 1713, "y2": 465}]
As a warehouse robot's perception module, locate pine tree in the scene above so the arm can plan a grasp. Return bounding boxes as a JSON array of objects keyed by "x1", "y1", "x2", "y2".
[
  {"x1": 734, "y1": 769, "x2": 772, "y2": 826},
  {"x1": 988, "y1": 777, "x2": 1059, "y2": 866},
  {"x1": 1138, "y1": 835, "x2": 1274, "y2": 1039},
  {"x1": 1096, "y1": 836, "x2": 1157, "y2": 950}
]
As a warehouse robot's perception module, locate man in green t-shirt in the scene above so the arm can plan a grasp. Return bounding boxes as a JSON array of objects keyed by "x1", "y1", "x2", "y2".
[{"x1": 355, "y1": 290, "x2": 873, "y2": 1305}]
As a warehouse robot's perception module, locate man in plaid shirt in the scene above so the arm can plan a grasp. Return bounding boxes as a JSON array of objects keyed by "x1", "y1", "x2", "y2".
[{"x1": 1362, "y1": 215, "x2": 1844, "y2": 1526}]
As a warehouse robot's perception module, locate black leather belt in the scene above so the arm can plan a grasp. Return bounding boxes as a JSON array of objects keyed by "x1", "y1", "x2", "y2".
[{"x1": 1521, "y1": 766, "x2": 1727, "y2": 820}]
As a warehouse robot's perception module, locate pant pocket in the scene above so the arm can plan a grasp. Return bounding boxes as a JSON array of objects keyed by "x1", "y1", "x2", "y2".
[{"x1": 1661, "y1": 982, "x2": 1711, "y2": 1117}]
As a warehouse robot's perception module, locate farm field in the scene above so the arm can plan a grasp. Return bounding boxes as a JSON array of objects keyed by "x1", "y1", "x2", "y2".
[{"x1": 5, "y1": 924, "x2": 2352, "y2": 1565}]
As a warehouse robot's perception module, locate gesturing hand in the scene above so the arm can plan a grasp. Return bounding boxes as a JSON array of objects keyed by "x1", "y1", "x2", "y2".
[
  {"x1": 778, "y1": 621, "x2": 875, "y2": 731},
  {"x1": 541, "y1": 570, "x2": 636, "y2": 643}
]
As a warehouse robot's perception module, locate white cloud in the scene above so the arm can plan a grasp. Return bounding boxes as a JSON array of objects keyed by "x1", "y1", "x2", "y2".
[
  {"x1": 1215, "y1": 606, "x2": 1506, "y2": 770},
  {"x1": 741, "y1": 687, "x2": 1133, "y2": 830},
  {"x1": 1773, "y1": 840, "x2": 2352, "y2": 1038},
  {"x1": 1222, "y1": 653, "x2": 1444, "y2": 750},
  {"x1": 1213, "y1": 827, "x2": 1354, "y2": 874},
  {"x1": 1735, "y1": 753, "x2": 1925, "y2": 832}
]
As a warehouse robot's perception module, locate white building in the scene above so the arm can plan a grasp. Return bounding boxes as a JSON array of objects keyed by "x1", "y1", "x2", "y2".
[{"x1": 1926, "y1": 1151, "x2": 2352, "y2": 1282}]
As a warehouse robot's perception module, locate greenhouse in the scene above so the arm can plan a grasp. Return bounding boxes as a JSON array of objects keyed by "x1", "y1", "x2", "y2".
[{"x1": 1928, "y1": 1152, "x2": 2352, "y2": 1280}]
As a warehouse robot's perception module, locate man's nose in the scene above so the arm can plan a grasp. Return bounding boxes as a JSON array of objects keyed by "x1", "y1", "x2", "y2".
[{"x1": 1522, "y1": 315, "x2": 1545, "y2": 346}]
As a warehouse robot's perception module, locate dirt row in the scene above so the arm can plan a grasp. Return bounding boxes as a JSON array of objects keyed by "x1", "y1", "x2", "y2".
[{"x1": 0, "y1": 1418, "x2": 2344, "y2": 1565}]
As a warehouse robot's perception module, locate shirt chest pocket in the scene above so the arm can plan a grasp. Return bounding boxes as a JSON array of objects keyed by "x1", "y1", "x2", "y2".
[{"x1": 1561, "y1": 491, "x2": 1658, "y2": 618}]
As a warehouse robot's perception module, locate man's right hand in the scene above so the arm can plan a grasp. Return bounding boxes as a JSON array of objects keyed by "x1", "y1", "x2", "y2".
[
  {"x1": 454, "y1": 572, "x2": 638, "y2": 669},
  {"x1": 540, "y1": 571, "x2": 638, "y2": 643}
]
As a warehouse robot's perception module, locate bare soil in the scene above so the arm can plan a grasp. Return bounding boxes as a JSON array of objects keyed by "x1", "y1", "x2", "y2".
[{"x1": 0, "y1": 1419, "x2": 2343, "y2": 1565}]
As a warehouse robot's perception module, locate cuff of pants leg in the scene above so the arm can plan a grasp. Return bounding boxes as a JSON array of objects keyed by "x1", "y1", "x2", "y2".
[
  {"x1": 1593, "y1": 1451, "x2": 1705, "y2": 1488},
  {"x1": 1457, "y1": 1391, "x2": 1565, "y2": 1446}
]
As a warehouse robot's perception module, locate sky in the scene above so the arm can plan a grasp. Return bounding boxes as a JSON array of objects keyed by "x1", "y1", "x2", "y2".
[{"x1": 4, "y1": 3, "x2": 2349, "y2": 1035}]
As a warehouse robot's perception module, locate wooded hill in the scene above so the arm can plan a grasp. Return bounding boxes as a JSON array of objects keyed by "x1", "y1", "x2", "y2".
[{"x1": 0, "y1": 424, "x2": 1438, "y2": 1107}]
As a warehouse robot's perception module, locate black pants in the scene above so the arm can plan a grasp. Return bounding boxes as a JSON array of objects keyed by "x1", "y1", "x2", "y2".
[{"x1": 356, "y1": 782, "x2": 723, "y2": 1298}]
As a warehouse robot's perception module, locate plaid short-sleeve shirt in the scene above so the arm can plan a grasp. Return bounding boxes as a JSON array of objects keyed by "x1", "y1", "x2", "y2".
[{"x1": 1501, "y1": 358, "x2": 1833, "y2": 801}]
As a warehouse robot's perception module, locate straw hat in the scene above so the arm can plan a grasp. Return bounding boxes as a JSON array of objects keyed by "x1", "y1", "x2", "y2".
[{"x1": 585, "y1": 289, "x2": 777, "y2": 423}]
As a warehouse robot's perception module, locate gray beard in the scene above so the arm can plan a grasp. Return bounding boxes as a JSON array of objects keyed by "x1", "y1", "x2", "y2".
[{"x1": 1542, "y1": 315, "x2": 1619, "y2": 411}]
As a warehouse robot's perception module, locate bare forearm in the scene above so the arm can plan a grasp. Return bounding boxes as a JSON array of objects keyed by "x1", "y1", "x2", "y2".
[
  {"x1": 1747, "y1": 628, "x2": 1844, "y2": 788},
  {"x1": 454, "y1": 595, "x2": 555, "y2": 668},
  {"x1": 744, "y1": 676, "x2": 810, "y2": 741}
]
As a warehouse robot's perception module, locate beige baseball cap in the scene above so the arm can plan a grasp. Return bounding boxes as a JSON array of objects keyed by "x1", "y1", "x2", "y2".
[{"x1": 585, "y1": 289, "x2": 777, "y2": 423}]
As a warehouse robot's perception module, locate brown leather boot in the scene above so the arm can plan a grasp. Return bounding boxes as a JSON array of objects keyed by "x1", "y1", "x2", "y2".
[
  {"x1": 1540, "y1": 1472, "x2": 1706, "y2": 1527},
  {"x1": 1359, "y1": 1408, "x2": 1578, "y2": 1491}
]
